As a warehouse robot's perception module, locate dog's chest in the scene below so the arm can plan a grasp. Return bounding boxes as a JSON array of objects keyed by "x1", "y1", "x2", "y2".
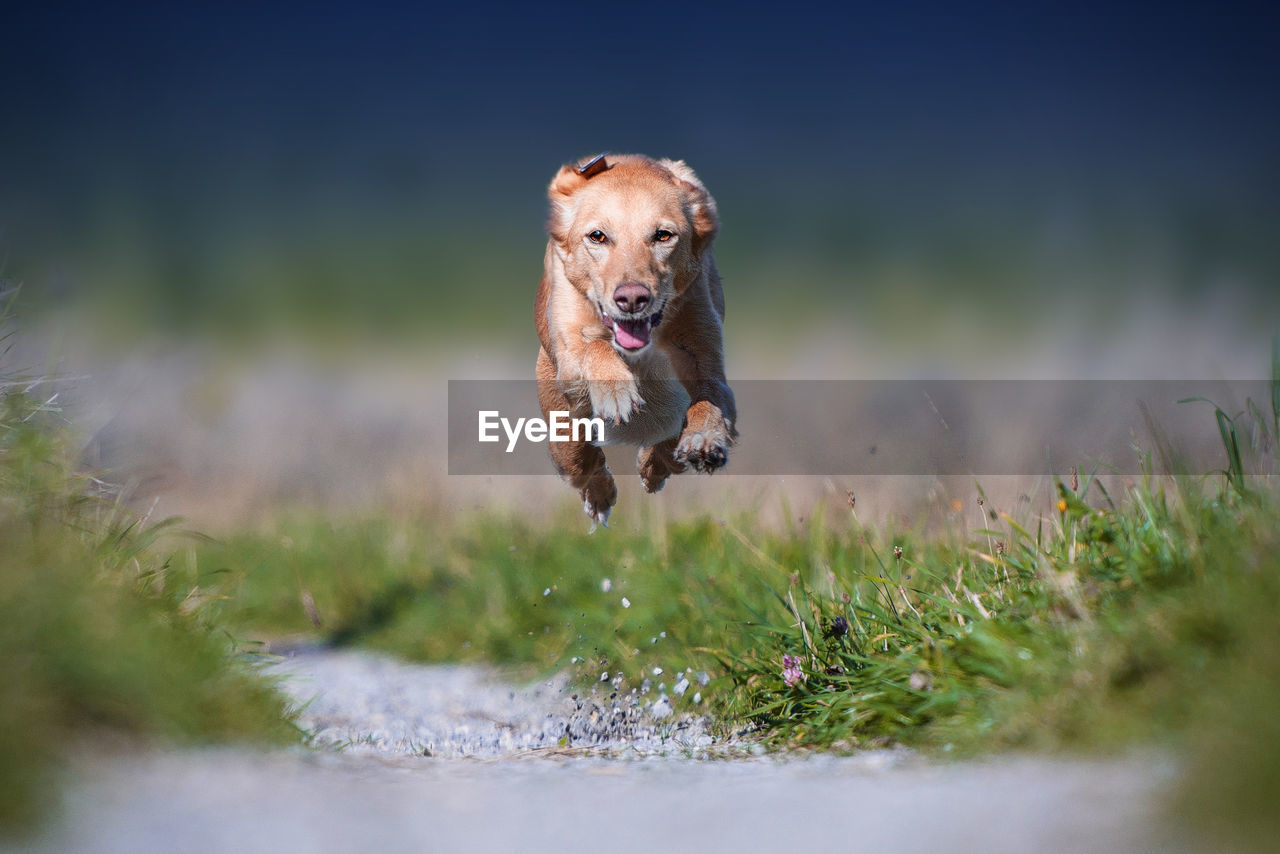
[{"x1": 598, "y1": 351, "x2": 688, "y2": 447}]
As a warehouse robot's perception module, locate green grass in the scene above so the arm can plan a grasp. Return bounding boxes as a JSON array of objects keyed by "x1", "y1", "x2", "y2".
[
  {"x1": 0, "y1": 383, "x2": 302, "y2": 833},
  {"x1": 199, "y1": 511, "x2": 748, "y2": 685},
  {"x1": 199, "y1": 472, "x2": 1279, "y2": 751}
]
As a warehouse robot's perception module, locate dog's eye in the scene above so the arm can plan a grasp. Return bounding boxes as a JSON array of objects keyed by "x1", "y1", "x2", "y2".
[
  {"x1": 587, "y1": 230, "x2": 608, "y2": 244},
  {"x1": 653, "y1": 229, "x2": 675, "y2": 243}
]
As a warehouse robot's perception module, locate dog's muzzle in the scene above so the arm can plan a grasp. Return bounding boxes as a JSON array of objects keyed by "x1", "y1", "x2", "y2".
[{"x1": 599, "y1": 305, "x2": 664, "y2": 351}]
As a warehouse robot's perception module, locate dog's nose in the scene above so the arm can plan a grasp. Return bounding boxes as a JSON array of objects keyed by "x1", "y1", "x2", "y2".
[{"x1": 613, "y1": 283, "x2": 652, "y2": 314}]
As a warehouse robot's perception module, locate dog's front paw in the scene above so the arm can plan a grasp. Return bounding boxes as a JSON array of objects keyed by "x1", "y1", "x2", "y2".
[
  {"x1": 674, "y1": 404, "x2": 733, "y2": 473},
  {"x1": 675, "y1": 429, "x2": 729, "y2": 473},
  {"x1": 589, "y1": 377, "x2": 644, "y2": 424}
]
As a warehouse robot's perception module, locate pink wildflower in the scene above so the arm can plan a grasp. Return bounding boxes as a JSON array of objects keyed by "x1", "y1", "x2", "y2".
[{"x1": 781, "y1": 654, "x2": 806, "y2": 687}]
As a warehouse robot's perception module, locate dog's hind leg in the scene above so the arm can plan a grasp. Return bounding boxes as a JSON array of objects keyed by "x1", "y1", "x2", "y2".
[
  {"x1": 637, "y1": 436, "x2": 684, "y2": 493},
  {"x1": 548, "y1": 438, "x2": 616, "y2": 526}
]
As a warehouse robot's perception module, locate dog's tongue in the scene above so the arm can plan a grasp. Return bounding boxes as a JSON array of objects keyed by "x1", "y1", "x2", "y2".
[{"x1": 614, "y1": 318, "x2": 650, "y2": 350}]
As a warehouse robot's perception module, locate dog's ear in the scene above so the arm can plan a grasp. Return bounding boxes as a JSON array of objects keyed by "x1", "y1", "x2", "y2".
[
  {"x1": 661, "y1": 159, "x2": 719, "y2": 251},
  {"x1": 546, "y1": 164, "x2": 584, "y2": 244},
  {"x1": 547, "y1": 154, "x2": 610, "y2": 244}
]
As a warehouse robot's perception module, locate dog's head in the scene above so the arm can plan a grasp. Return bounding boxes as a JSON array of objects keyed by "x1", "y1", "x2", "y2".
[{"x1": 547, "y1": 153, "x2": 718, "y2": 357}]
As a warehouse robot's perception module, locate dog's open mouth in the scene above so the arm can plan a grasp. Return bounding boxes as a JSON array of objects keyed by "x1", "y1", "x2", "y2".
[{"x1": 599, "y1": 306, "x2": 664, "y2": 351}]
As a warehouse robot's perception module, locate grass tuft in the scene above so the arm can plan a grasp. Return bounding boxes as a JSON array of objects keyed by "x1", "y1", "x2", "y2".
[{"x1": 0, "y1": 367, "x2": 301, "y2": 833}]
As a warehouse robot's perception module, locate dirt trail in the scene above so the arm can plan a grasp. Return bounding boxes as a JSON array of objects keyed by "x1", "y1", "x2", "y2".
[{"x1": 9, "y1": 648, "x2": 1192, "y2": 854}]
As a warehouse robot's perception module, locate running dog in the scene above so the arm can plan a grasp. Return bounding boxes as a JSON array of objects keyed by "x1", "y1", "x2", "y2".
[{"x1": 534, "y1": 153, "x2": 736, "y2": 525}]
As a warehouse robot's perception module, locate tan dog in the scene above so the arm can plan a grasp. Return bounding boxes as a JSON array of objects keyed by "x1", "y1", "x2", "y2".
[{"x1": 535, "y1": 153, "x2": 737, "y2": 525}]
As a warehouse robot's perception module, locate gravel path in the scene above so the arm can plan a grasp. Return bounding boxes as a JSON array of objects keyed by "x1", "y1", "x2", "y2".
[
  {"x1": 271, "y1": 647, "x2": 720, "y2": 757},
  {"x1": 8, "y1": 649, "x2": 1193, "y2": 854}
]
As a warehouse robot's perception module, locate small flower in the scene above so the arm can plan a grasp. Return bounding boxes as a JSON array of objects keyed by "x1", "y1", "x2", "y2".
[
  {"x1": 1057, "y1": 499, "x2": 1068, "y2": 514},
  {"x1": 893, "y1": 545, "x2": 903, "y2": 560},
  {"x1": 781, "y1": 654, "x2": 807, "y2": 687},
  {"x1": 826, "y1": 615, "x2": 849, "y2": 638},
  {"x1": 847, "y1": 491, "x2": 856, "y2": 509}
]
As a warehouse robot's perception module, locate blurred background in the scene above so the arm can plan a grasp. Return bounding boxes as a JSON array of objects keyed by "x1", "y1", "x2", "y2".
[{"x1": 3, "y1": 0, "x2": 1278, "y2": 525}]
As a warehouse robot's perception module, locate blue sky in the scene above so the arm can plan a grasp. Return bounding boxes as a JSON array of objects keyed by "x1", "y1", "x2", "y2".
[{"x1": 4, "y1": 2, "x2": 1277, "y2": 329}]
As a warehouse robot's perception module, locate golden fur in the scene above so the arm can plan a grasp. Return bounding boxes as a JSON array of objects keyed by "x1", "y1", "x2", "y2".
[{"x1": 534, "y1": 153, "x2": 737, "y2": 524}]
